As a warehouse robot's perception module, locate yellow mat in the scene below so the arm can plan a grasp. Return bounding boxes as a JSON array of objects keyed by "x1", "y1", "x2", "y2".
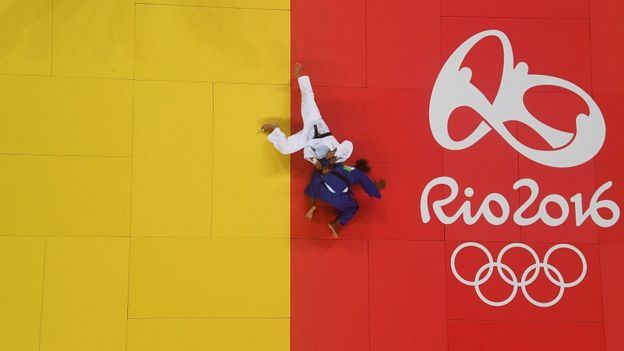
[{"x1": 0, "y1": 1, "x2": 290, "y2": 350}]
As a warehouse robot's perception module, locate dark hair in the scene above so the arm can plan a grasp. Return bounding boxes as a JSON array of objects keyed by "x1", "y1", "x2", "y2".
[
  {"x1": 354, "y1": 159, "x2": 371, "y2": 173},
  {"x1": 315, "y1": 163, "x2": 335, "y2": 175}
]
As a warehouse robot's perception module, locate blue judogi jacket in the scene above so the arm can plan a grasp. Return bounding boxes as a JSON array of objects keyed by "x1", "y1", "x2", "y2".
[{"x1": 304, "y1": 164, "x2": 381, "y2": 225}]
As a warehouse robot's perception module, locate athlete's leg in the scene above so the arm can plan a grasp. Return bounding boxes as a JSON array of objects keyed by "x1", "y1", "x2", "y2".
[{"x1": 298, "y1": 75, "x2": 323, "y2": 128}]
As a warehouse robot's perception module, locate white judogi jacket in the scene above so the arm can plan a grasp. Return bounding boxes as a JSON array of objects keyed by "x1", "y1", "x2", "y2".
[{"x1": 267, "y1": 75, "x2": 353, "y2": 164}]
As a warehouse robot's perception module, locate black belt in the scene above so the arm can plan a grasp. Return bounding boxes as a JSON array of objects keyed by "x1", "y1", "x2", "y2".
[{"x1": 313, "y1": 124, "x2": 332, "y2": 139}]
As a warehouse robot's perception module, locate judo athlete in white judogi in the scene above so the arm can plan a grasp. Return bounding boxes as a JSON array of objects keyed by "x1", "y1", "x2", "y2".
[{"x1": 261, "y1": 64, "x2": 353, "y2": 168}]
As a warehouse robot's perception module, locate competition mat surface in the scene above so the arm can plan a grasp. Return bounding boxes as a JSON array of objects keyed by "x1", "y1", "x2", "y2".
[{"x1": 1, "y1": 0, "x2": 623, "y2": 350}]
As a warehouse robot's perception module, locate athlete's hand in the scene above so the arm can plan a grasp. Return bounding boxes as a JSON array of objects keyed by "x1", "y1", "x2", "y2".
[
  {"x1": 375, "y1": 180, "x2": 386, "y2": 190},
  {"x1": 294, "y1": 63, "x2": 302, "y2": 77}
]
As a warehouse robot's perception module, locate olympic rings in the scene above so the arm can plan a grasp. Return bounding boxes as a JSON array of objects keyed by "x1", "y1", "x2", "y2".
[{"x1": 450, "y1": 242, "x2": 587, "y2": 308}]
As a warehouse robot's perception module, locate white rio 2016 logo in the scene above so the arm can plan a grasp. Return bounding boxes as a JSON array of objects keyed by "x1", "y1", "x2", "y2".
[
  {"x1": 421, "y1": 176, "x2": 620, "y2": 228},
  {"x1": 429, "y1": 29, "x2": 605, "y2": 168},
  {"x1": 451, "y1": 242, "x2": 587, "y2": 308},
  {"x1": 426, "y1": 30, "x2": 619, "y2": 308}
]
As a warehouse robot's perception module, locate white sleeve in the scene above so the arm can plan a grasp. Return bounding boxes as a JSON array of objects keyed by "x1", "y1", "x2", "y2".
[
  {"x1": 303, "y1": 146, "x2": 318, "y2": 164},
  {"x1": 334, "y1": 140, "x2": 354, "y2": 163}
]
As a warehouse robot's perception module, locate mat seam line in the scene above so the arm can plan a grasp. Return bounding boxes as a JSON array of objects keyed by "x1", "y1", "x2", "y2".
[
  {"x1": 447, "y1": 318, "x2": 605, "y2": 323},
  {"x1": 134, "y1": 2, "x2": 290, "y2": 12},
  {"x1": 364, "y1": 0, "x2": 368, "y2": 88},
  {"x1": 0, "y1": 234, "x2": 607, "y2": 244},
  {"x1": 367, "y1": 240, "x2": 372, "y2": 351},
  {"x1": 125, "y1": 5, "x2": 138, "y2": 350},
  {"x1": 0, "y1": 153, "x2": 131, "y2": 158},
  {"x1": 49, "y1": 0, "x2": 54, "y2": 75},
  {"x1": 211, "y1": 82, "x2": 215, "y2": 239},
  {"x1": 37, "y1": 237, "x2": 47, "y2": 351},
  {"x1": 440, "y1": 15, "x2": 590, "y2": 20},
  {"x1": 589, "y1": 4, "x2": 608, "y2": 349},
  {"x1": 128, "y1": 316, "x2": 290, "y2": 320},
  {"x1": 440, "y1": 2, "x2": 451, "y2": 347}
]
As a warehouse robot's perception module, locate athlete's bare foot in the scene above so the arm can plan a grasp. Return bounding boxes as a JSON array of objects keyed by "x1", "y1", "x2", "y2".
[
  {"x1": 328, "y1": 222, "x2": 340, "y2": 239},
  {"x1": 305, "y1": 205, "x2": 316, "y2": 221},
  {"x1": 260, "y1": 122, "x2": 279, "y2": 134},
  {"x1": 294, "y1": 63, "x2": 302, "y2": 78}
]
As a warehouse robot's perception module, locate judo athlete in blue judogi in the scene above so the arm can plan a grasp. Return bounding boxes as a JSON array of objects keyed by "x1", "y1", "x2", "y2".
[{"x1": 304, "y1": 160, "x2": 385, "y2": 238}]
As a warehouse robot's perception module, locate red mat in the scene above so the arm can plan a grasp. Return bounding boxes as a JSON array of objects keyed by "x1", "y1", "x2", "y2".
[{"x1": 290, "y1": 0, "x2": 624, "y2": 350}]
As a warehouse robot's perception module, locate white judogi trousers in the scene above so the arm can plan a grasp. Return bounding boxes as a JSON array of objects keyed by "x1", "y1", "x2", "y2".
[{"x1": 267, "y1": 75, "x2": 353, "y2": 164}]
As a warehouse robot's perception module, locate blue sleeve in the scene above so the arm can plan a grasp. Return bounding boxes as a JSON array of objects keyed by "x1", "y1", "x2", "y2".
[
  {"x1": 304, "y1": 172, "x2": 322, "y2": 198},
  {"x1": 351, "y1": 169, "x2": 381, "y2": 199}
]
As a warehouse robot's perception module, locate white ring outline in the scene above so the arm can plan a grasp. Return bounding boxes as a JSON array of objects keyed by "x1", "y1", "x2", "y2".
[{"x1": 450, "y1": 242, "x2": 587, "y2": 308}]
